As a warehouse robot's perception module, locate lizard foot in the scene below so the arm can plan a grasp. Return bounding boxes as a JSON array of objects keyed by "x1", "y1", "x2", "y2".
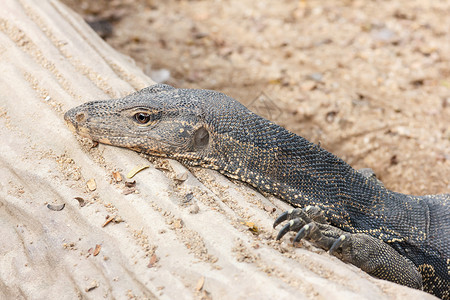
[
  {"x1": 274, "y1": 206, "x2": 342, "y2": 251},
  {"x1": 273, "y1": 206, "x2": 423, "y2": 290}
]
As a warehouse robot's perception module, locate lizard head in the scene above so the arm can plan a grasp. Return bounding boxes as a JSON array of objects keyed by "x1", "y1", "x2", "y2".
[{"x1": 64, "y1": 84, "x2": 251, "y2": 167}]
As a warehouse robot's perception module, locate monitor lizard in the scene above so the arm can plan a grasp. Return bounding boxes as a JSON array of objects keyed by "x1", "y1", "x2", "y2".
[{"x1": 65, "y1": 84, "x2": 449, "y2": 299}]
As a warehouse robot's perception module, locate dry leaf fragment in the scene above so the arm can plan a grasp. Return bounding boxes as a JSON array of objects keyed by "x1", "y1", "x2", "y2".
[
  {"x1": 268, "y1": 78, "x2": 281, "y2": 85},
  {"x1": 86, "y1": 178, "x2": 96, "y2": 191},
  {"x1": 174, "y1": 171, "x2": 188, "y2": 182},
  {"x1": 125, "y1": 180, "x2": 136, "y2": 187},
  {"x1": 240, "y1": 221, "x2": 259, "y2": 233},
  {"x1": 172, "y1": 219, "x2": 183, "y2": 229},
  {"x1": 93, "y1": 244, "x2": 101, "y2": 256},
  {"x1": 47, "y1": 203, "x2": 65, "y2": 211},
  {"x1": 147, "y1": 254, "x2": 158, "y2": 268},
  {"x1": 85, "y1": 280, "x2": 98, "y2": 292},
  {"x1": 74, "y1": 197, "x2": 86, "y2": 207},
  {"x1": 183, "y1": 193, "x2": 194, "y2": 203},
  {"x1": 113, "y1": 216, "x2": 124, "y2": 223},
  {"x1": 263, "y1": 205, "x2": 276, "y2": 213},
  {"x1": 122, "y1": 188, "x2": 136, "y2": 195},
  {"x1": 127, "y1": 165, "x2": 150, "y2": 178},
  {"x1": 102, "y1": 215, "x2": 115, "y2": 227},
  {"x1": 112, "y1": 171, "x2": 122, "y2": 182},
  {"x1": 196, "y1": 276, "x2": 205, "y2": 291},
  {"x1": 91, "y1": 141, "x2": 99, "y2": 148},
  {"x1": 300, "y1": 80, "x2": 316, "y2": 91}
]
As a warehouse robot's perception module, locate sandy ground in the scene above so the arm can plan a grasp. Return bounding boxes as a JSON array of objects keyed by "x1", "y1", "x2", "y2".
[{"x1": 0, "y1": 0, "x2": 447, "y2": 299}]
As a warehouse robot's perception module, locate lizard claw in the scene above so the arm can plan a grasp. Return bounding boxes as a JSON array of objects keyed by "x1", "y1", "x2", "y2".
[
  {"x1": 276, "y1": 220, "x2": 294, "y2": 240},
  {"x1": 276, "y1": 219, "x2": 304, "y2": 240},
  {"x1": 273, "y1": 209, "x2": 292, "y2": 228},
  {"x1": 274, "y1": 206, "x2": 338, "y2": 251},
  {"x1": 293, "y1": 222, "x2": 314, "y2": 243},
  {"x1": 329, "y1": 234, "x2": 347, "y2": 255},
  {"x1": 273, "y1": 208, "x2": 307, "y2": 228},
  {"x1": 274, "y1": 207, "x2": 322, "y2": 242}
]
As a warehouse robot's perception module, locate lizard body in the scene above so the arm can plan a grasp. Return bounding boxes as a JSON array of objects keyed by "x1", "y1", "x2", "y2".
[{"x1": 65, "y1": 84, "x2": 449, "y2": 299}]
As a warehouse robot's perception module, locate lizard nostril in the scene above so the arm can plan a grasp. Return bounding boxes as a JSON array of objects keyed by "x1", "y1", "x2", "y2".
[{"x1": 75, "y1": 112, "x2": 87, "y2": 123}]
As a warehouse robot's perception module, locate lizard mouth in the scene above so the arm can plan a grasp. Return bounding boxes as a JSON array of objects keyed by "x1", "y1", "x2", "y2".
[
  {"x1": 65, "y1": 119, "x2": 78, "y2": 133},
  {"x1": 65, "y1": 116, "x2": 95, "y2": 140}
]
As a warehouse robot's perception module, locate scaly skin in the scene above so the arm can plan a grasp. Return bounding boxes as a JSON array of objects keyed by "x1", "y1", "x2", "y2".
[{"x1": 65, "y1": 84, "x2": 449, "y2": 299}]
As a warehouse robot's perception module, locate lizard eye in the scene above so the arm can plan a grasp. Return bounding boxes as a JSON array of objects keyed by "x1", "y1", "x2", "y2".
[{"x1": 134, "y1": 112, "x2": 151, "y2": 124}]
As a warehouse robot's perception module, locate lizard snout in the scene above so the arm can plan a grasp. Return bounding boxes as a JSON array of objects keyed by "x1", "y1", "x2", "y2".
[
  {"x1": 64, "y1": 106, "x2": 88, "y2": 126},
  {"x1": 64, "y1": 107, "x2": 91, "y2": 138}
]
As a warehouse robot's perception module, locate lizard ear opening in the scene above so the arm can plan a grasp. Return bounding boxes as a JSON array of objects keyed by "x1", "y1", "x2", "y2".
[{"x1": 193, "y1": 127, "x2": 209, "y2": 151}]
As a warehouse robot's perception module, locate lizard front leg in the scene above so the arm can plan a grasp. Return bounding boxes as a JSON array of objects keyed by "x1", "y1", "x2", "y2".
[{"x1": 274, "y1": 207, "x2": 423, "y2": 290}]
